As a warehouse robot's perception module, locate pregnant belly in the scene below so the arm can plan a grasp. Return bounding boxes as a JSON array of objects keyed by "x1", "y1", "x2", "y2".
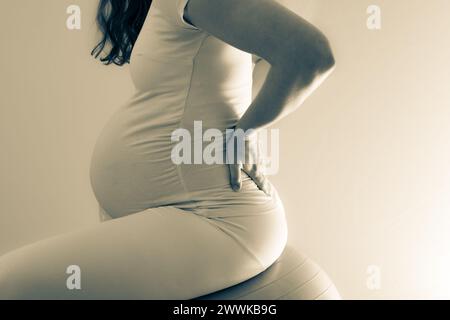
[{"x1": 89, "y1": 112, "x2": 233, "y2": 217}]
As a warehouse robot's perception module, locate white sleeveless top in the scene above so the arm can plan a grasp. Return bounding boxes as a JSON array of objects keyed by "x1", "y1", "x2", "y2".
[{"x1": 90, "y1": 0, "x2": 282, "y2": 221}]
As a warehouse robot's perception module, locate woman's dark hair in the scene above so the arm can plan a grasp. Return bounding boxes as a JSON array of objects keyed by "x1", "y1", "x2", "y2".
[{"x1": 91, "y1": 0, "x2": 153, "y2": 66}]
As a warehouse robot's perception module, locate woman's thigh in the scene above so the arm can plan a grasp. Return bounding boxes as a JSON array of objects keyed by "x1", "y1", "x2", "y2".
[{"x1": 0, "y1": 206, "x2": 267, "y2": 299}]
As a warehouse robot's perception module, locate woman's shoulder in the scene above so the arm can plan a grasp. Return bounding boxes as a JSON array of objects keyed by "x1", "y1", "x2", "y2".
[{"x1": 153, "y1": 0, "x2": 202, "y2": 31}]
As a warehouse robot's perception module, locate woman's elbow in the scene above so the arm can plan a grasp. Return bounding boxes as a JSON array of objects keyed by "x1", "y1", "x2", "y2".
[
  {"x1": 315, "y1": 36, "x2": 336, "y2": 72},
  {"x1": 289, "y1": 34, "x2": 336, "y2": 80}
]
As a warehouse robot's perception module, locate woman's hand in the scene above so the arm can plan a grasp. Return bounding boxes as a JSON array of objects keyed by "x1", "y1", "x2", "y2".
[{"x1": 226, "y1": 129, "x2": 272, "y2": 196}]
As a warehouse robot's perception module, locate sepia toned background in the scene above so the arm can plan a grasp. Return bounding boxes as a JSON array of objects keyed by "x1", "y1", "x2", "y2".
[{"x1": 1, "y1": 0, "x2": 449, "y2": 299}]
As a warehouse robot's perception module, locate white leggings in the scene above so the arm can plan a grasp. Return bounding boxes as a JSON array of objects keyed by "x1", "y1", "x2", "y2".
[{"x1": 0, "y1": 201, "x2": 288, "y2": 299}]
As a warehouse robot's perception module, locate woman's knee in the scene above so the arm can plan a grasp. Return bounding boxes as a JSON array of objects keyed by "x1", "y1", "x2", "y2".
[
  {"x1": 0, "y1": 253, "x2": 31, "y2": 299},
  {"x1": 0, "y1": 247, "x2": 64, "y2": 299}
]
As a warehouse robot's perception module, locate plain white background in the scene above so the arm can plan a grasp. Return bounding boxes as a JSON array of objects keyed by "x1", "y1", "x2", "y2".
[{"x1": 1, "y1": 0, "x2": 449, "y2": 299}]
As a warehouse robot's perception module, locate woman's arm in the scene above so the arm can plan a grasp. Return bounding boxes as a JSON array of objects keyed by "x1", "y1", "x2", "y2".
[
  {"x1": 186, "y1": 0, "x2": 336, "y2": 133},
  {"x1": 251, "y1": 55, "x2": 270, "y2": 100}
]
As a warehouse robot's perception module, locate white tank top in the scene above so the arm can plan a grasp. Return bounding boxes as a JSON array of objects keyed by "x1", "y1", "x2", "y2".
[{"x1": 90, "y1": 0, "x2": 274, "y2": 217}]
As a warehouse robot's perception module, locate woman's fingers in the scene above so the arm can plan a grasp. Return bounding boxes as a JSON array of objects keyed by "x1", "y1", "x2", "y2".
[
  {"x1": 229, "y1": 163, "x2": 243, "y2": 191},
  {"x1": 244, "y1": 164, "x2": 272, "y2": 196}
]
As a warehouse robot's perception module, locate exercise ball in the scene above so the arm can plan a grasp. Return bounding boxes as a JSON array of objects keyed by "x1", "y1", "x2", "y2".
[{"x1": 196, "y1": 245, "x2": 341, "y2": 300}]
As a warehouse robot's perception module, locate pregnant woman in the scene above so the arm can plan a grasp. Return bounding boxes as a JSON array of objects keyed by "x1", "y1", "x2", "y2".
[{"x1": 0, "y1": 0, "x2": 337, "y2": 299}]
